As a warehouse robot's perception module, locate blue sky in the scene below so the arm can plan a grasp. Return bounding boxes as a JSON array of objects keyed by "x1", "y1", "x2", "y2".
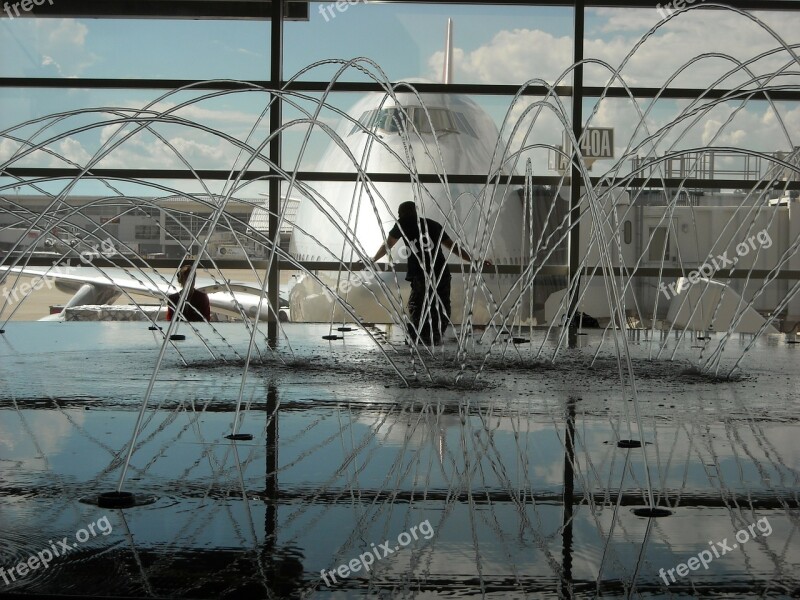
[{"x1": 0, "y1": 3, "x2": 573, "y2": 81}]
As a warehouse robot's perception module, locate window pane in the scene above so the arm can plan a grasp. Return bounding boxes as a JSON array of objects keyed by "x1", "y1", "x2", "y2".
[
  {"x1": 585, "y1": 8, "x2": 800, "y2": 89},
  {"x1": 0, "y1": 88, "x2": 276, "y2": 171},
  {"x1": 286, "y1": 3, "x2": 574, "y2": 86},
  {"x1": 0, "y1": 179, "x2": 275, "y2": 261},
  {"x1": 0, "y1": 18, "x2": 270, "y2": 80}
]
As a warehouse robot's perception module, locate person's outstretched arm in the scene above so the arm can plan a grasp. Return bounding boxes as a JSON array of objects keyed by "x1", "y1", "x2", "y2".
[
  {"x1": 371, "y1": 235, "x2": 399, "y2": 263},
  {"x1": 442, "y1": 239, "x2": 493, "y2": 267}
]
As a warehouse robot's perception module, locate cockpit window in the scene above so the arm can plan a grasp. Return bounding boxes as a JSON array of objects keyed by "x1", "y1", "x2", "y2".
[
  {"x1": 349, "y1": 110, "x2": 378, "y2": 135},
  {"x1": 419, "y1": 108, "x2": 461, "y2": 134},
  {"x1": 349, "y1": 106, "x2": 478, "y2": 138},
  {"x1": 453, "y1": 112, "x2": 478, "y2": 138},
  {"x1": 374, "y1": 108, "x2": 408, "y2": 133},
  {"x1": 372, "y1": 107, "x2": 455, "y2": 135}
]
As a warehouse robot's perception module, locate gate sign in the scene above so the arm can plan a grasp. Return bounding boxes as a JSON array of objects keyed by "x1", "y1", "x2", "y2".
[
  {"x1": 564, "y1": 128, "x2": 614, "y2": 159},
  {"x1": 551, "y1": 128, "x2": 614, "y2": 172}
]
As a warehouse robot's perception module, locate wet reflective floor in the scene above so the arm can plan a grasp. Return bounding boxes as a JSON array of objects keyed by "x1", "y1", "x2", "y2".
[{"x1": 0, "y1": 323, "x2": 797, "y2": 598}]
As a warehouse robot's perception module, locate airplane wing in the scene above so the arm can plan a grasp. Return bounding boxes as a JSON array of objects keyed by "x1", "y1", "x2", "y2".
[{"x1": 0, "y1": 266, "x2": 290, "y2": 321}]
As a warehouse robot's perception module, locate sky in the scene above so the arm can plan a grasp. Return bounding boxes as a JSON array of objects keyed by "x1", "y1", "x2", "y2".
[{"x1": 1, "y1": 2, "x2": 799, "y2": 196}]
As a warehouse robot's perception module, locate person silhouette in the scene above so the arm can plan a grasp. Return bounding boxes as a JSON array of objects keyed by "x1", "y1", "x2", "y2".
[
  {"x1": 369, "y1": 201, "x2": 491, "y2": 344},
  {"x1": 166, "y1": 265, "x2": 211, "y2": 322}
]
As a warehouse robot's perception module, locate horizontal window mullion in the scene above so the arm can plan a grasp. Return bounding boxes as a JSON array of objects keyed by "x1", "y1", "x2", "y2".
[
  {"x1": 4, "y1": 78, "x2": 800, "y2": 103},
  {"x1": 5, "y1": 169, "x2": 800, "y2": 190}
]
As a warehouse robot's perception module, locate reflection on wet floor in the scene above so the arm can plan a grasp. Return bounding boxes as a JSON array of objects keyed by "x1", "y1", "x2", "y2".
[{"x1": 0, "y1": 323, "x2": 797, "y2": 597}]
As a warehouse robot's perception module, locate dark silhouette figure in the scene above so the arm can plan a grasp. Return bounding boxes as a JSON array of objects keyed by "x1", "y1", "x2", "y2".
[
  {"x1": 370, "y1": 201, "x2": 490, "y2": 344},
  {"x1": 167, "y1": 265, "x2": 211, "y2": 322}
]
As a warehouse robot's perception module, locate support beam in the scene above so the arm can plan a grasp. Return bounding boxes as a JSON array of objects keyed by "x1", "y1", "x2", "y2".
[
  {"x1": 267, "y1": 0, "x2": 284, "y2": 347},
  {"x1": 567, "y1": 0, "x2": 586, "y2": 348}
]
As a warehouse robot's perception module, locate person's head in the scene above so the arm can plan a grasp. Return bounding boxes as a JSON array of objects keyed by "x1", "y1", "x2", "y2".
[
  {"x1": 177, "y1": 265, "x2": 195, "y2": 289},
  {"x1": 398, "y1": 201, "x2": 417, "y2": 221}
]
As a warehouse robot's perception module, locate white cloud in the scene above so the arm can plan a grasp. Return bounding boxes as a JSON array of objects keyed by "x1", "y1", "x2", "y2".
[
  {"x1": 0, "y1": 409, "x2": 86, "y2": 474},
  {"x1": 210, "y1": 39, "x2": 265, "y2": 61},
  {"x1": 430, "y1": 30, "x2": 574, "y2": 86},
  {"x1": 34, "y1": 19, "x2": 97, "y2": 76},
  {"x1": 40, "y1": 55, "x2": 65, "y2": 77},
  {"x1": 588, "y1": 9, "x2": 800, "y2": 89},
  {"x1": 42, "y1": 17, "x2": 88, "y2": 47},
  {"x1": 0, "y1": 137, "x2": 59, "y2": 169},
  {"x1": 89, "y1": 129, "x2": 264, "y2": 171},
  {"x1": 56, "y1": 137, "x2": 92, "y2": 166},
  {"x1": 0, "y1": 139, "x2": 23, "y2": 163}
]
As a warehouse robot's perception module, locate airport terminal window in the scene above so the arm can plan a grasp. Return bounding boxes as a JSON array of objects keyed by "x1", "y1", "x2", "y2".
[
  {"x1": 584, "y1": 8, "x2": 800, "y2": 90},
  {"x1": 219, "y1": 217, "x2": 250, "y2": 234},
  {"x1": 584, "y1": 97, "x2": 796, "y2": 178},
  {"x1": 165, "y1": 216, "x2": 192, "y2": 240},
  {"x1": 1, "y1": 1, "x2": 798, "y2": 263},
  {"x1": 286, "y1": 3, "x2": 574, "y2": 86},
  {"x1": 0, "y1": 88, "x2": 270, "y2": 171},
  {"x1": 0, "y1": 18, "x2": 270, "y2": 80}
]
